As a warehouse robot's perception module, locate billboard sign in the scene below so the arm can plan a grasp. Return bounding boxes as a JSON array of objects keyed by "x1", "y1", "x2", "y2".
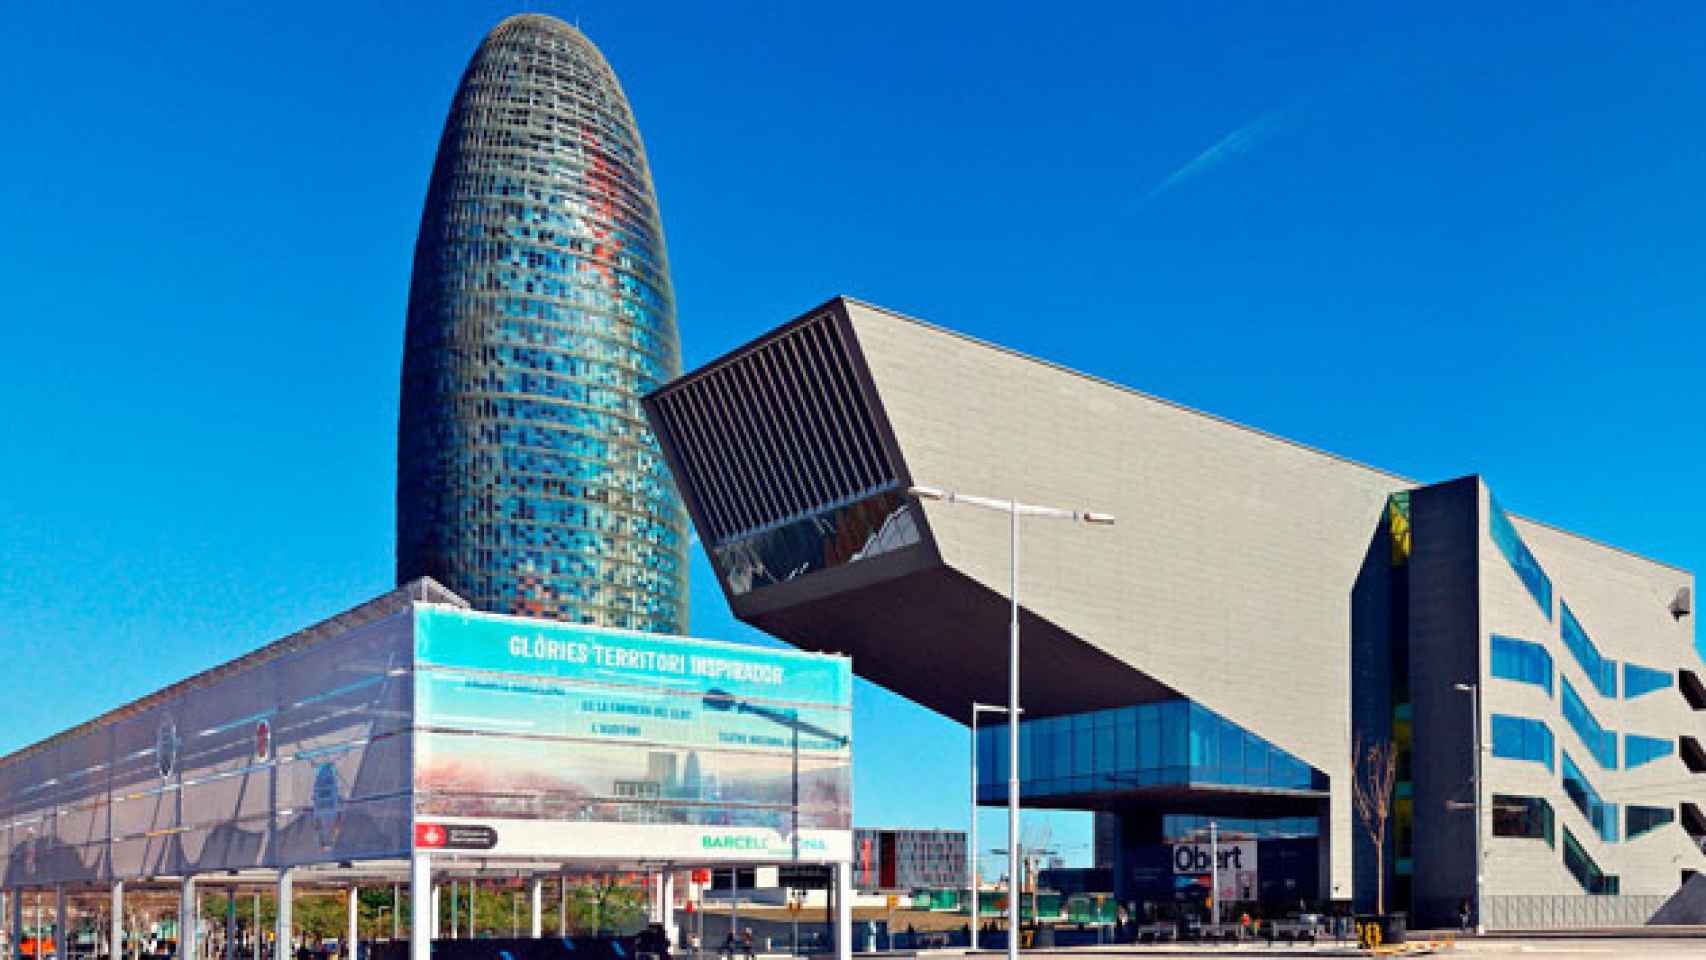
[
  {"x1": 411, "y1": 606, "x2": 853, "y2": 862},
  {"x1": 1171, "y1": 842, "x2": 1258, "y2": 903}
]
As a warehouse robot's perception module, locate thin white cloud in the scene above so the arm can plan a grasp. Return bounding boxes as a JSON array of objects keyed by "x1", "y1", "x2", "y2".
[{"x1": 1145, "y1": 108, "x2": 1291, "y2": 201}]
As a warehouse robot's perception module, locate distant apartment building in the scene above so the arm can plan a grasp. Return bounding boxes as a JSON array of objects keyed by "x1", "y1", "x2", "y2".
[{"x1": 854, "y1": 828, "x2": 968, "y2": 892}]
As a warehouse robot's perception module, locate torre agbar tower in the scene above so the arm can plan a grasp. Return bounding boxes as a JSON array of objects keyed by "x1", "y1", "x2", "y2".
[{"x1": 398, "y1": 15, "x2": 688, "y2": 631}]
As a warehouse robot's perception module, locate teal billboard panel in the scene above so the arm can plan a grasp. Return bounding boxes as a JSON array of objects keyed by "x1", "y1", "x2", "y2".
[{"x1": 411, "y1": 606, "x2": 853, "y2": 839}]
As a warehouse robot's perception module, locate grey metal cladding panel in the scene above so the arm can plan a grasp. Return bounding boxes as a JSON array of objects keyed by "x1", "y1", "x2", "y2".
[
  {"x1": 840, "y1": 298, "x2": 1403, "y2": 886},
  {"x1": 1406, "y1": 477, "x2": 1481, "y2": 913}
]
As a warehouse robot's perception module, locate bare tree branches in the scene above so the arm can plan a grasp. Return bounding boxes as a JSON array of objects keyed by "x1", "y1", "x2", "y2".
[{"x1": 1352, "y1": 735, "x2": 1399, "y2": 915}]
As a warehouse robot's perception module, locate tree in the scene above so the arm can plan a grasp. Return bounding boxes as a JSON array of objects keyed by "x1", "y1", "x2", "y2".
[
  {"x1": 571, "y1": 876, "x2": 645, "y2": 936},
  {"x1": 1351, "y1": 735, "x2": 1399, "y2": 915}
]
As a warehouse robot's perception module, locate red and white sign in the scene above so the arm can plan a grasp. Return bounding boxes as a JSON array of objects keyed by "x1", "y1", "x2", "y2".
[{"x1": 415, "y1": 823, "x2": 448, "y2": 848}]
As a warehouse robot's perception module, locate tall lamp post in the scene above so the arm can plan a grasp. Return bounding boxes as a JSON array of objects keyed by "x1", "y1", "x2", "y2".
[
  {"x1": 1454, "y1": 682, "x2": 1485, "y2": 936},
  {"x1": 910, "y1": 485, "x2": 1115, "y2": 960},
  {"x1": 969, "y1": 703, "x2": 1018, "y2": 951}
]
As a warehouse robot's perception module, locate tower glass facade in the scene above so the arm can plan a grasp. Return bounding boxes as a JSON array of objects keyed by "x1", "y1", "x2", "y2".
[{"x1": 398, "y1": 15, "x2": 687, "y2": 631}]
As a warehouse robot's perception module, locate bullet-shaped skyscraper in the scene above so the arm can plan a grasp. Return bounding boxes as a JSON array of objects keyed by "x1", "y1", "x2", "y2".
[{"x1": 398, "y1": 14, "x2": 687, "y2": 631}]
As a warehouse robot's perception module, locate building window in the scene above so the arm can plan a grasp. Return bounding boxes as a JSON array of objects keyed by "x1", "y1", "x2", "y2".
[
  {"x1": 1491, "y1": 794, "x2": 1555, "y2": 847},
  {"x1": 1489, "y1": 496, "x2": 1553, "y2": 620},
  {"x1": 1490, "y1": 714, "x2": 1554, "y2": 771},
  {"x1": 1623, "y1": 663, "x2": 1674, "y2": 700},
  {"x1": 1490, "y1": 634, "x2": 1553, "y2": 695},
  {"x1": 1561, "y1": 677, "x2": 1618, "y2": 769},
  {"x1": 1624, "y1": 734, "x2": 1674, "y2": 769},
  {"x1": 1561, "y1": 751, "x2": 1618, "y2": 843},
  {"x1": 1626, "y1": 805, "x2": 1676, "y2": 840},
  {"x1": 1562, "y1": 826, "x2": 1619, "y2": 894},
  {"x1": 1560, "y1": 601, "x2": 1617, "y2": 698}
]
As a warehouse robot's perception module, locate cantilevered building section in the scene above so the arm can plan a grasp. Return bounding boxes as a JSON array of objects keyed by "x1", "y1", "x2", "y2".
[
  {"x1": 644, "y1": 296, "x2": 1699, "y2": 927},
  {"x1": 397, "y1": 14, "x2": 688, "y2": 632}
]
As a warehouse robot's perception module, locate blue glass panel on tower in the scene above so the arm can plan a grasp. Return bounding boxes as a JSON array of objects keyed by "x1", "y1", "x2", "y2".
[
  {"x1": 397, "y1": 15, "x2": 689, "y2": 632},
  {"x1": 1490, "y1": 714, "x2": 1555, "y2": 771},
  {"x1": 1561, "y1": 677, "x2": 1618, "y2": 769},
  {"x1": 1623, "y1": 734, "x2": 1674, "y2": 769},
  {"x1": 1490, "y1": 634, "x2": 1553, "y2": 695},
  {"x1": 1622, "y1": 663, "x2": 1674, "y2": 699},
  {"x1": 1561, "y1": 601, "x2": 1617, "y2": 698},
  {"x1": 1561, "y1": 751, "x2": 1618, "y2": 843},
  {"x1": 1488, "y1": 496, "x2": 1553, "y2": 620}
]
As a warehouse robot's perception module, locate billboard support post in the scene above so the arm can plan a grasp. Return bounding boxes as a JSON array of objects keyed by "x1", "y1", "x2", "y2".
[
  {"x1": 529, "y1": 879, "x2": 542, "y2": 939},
  {"x1": 346, "y1": 887, "x2": 358, "y2": 960},
  {"x1": 110, "y1": 883, "x2": 123, "y2": 960},
  {"x1": 409, "y1": 857, "x2": 431, "y2": 960},
  {"x1": 178, "y1": 878, "x2": 195, "y2": 960},
  {"x1": 275, "y1": 870, "x2": 293, "y2": 960},
  {"x1": 834, "y1": 864, "x2": 851, "y2": 960}
]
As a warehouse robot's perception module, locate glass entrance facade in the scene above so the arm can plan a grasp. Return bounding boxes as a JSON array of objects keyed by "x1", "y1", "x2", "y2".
[{"x1": 976, "y1": 700, "x2": 1327, "y2": 803}]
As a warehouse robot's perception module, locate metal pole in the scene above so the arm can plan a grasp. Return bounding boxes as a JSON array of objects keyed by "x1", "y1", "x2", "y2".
[
  {"x1": 559, "y1": 878, "x2": 569, "y2": 937},
  {"x1": 111, "y1": 882, "x2": 124, "y2": 960},
  {"x1": 729, "y1": 870, "x2": 738, "y2": 947},
  {"x1": 969, "y1": 707, "x2": 978, "y2": 952},
  {"x1": 391, "y1": 886, "x2": 398, "y2": 943},
  {"x1": 275, "y1": 872, "x2": 292, "y2": 960},
  {"x1": 346, "y1": 887, "x2": 359, "y2": 960},
  {"x1": 530, "y1": 879, "x2": 542, "y2": 939},
  {"x1": 792, "y1": 710, "x2": 800, "y2": 864},
  {"x1": 450, "y1": 881, "x2": 458, "y2": 940},
  {"x1": 227, "y1": 889, "x2": 236, "y2": 960},
  {"x1": 1006, "y1": 502, "x2": 1020, "y2": 960},
  {"x1": 409, "y1": 857, "x2": 431, "y2": 960},
  {"x1": 179, "y1": 878, "x2": 197, "y2": 960},
  {"x1": 1472, "y1": 684, "x2": 1485, "y2": 936},
  {"x1": 251, "y1": 893, "x2": 259, "y2": 960},
  {"x1": 55, "y1": 887, "x2": 66, "y2": 960},
  {"x1": 1209, "y1": 822, "x2": 1219, "y2": 928}
]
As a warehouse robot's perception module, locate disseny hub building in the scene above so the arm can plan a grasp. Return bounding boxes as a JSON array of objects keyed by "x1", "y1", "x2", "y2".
[{"x1": 641, "y1": 296, "x2": 1699, "y2": 929}]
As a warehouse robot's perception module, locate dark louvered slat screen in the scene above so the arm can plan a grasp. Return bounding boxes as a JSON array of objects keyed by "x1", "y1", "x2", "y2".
[{"x1": 648, "y1": 313, "x2": 896, "y2": 545}]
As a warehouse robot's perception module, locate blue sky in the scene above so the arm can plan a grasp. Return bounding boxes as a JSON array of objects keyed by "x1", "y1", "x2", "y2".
[{"x1": 2, "y1": 2, "x2": 1703, "y2": 870}]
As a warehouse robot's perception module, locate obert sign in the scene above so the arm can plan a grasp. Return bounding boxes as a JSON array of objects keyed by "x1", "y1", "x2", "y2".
[{"x1": 1171, "y1": 842, "x2": 1259, "y2": 903}]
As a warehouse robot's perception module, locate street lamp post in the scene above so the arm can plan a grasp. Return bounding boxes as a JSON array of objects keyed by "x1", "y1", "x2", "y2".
[
  {"x1": 910, "y1": 485, "x2": 1114, "y2": 960},
  {"x1": 1454, "y1": 682, "x2": 1485, "y2": 936},
  {"x1": 969, "y1": 703, "x2": 1018, "y2": 952},
  {"x1": 1209, "y1": 821, "x2": 1219, "y2": 928}
]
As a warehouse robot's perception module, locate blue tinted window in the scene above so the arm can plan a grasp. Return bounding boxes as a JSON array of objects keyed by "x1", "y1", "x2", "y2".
[
  {"x1": 1624, "y1": 734, "x2": 1674, "y2": 769},
  {"x1": 1561, "y1": 751, "x2": 1618, "y2": 843},
  {"x1": 1561, "y1": 601, "x2": 1617, "y2": 698},
  {"x1": 1490, "y1": 714, "x2": 1554, "y2": 771},
  {"x1": 1626, "y1": 805, "x2": 1675, "y2": 840},
  {"x1": 1623, "y1": 663, "x2": 1673, "y2": 700},
  {"x1": 1489, "y1": 496, "x2": 1553, "y2": 620},
  {"x1": 1561, "y1": 677, "x2": 1617, "y2": 769},
  {"x1": 1490, "y1": 634, "x2": 1553, "y2": 695},
  {"x1": 979, "y1": 700, "x2": 1326, "y2": 801}
]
